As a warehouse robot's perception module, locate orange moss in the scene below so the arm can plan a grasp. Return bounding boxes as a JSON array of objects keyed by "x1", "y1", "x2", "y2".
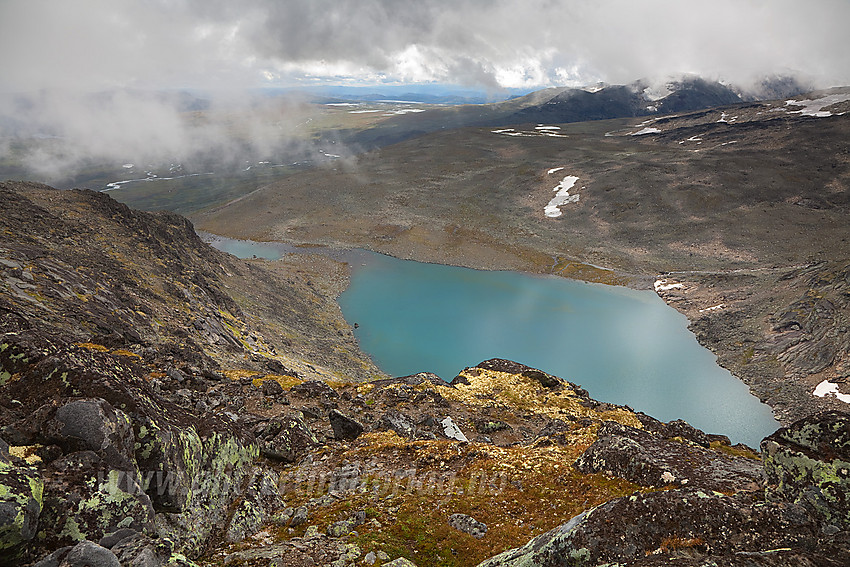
[{"x1": 74, "y1": 342, "x2": 109, "y2": 352}]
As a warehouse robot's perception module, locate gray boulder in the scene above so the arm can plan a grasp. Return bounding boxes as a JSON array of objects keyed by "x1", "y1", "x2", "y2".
[
  {"x1": 261, "y1": 414, "x2": 319, "y2": 463},
  {"x1": 58, "y1": 541, "x2": 120, "y2": 567},
  {"x1": 225, "y1": 468, "x2": 285, "y2": 542},
  {"x1": 50, "y1": 398, "x2": 136, "y2": 470},
  {"x1": 448, "y1": 513, "x2": 487, "y2": 538}
]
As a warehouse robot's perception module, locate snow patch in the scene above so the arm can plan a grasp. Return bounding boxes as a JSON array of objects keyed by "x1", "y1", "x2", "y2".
[
  {"x1": 699, "y1": 304, "x2": 726, "y2": 313},
  {"x1": 785, "y1": 94, "x2": 850, "y2": 118},
  {"x1": 631, "y1": 127, "x2": 661, "y2": 136},
  {"x1": 654, "y1": 279, "x2": 683, "y2": 292},
  {"x1": 547, "y1": 167, "x2": 565, "y2": 175},
  {"x1": 122, "y1": 163, "x2": 134, "y2": 169},
  {"x1": 813, "y1": 380, "x2": 850, "y2": 404},
  {"x1": 544, "y1": 175, "x2": 580, "y2": 218},
  {"x1": 492, "y1": 127, "x2": 567, "y2": 138}
]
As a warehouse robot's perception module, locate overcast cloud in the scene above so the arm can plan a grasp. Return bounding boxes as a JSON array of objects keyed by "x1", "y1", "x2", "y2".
[
  {"x1": 1, "y1": 0, "x2": 848, "y2": 182},
  {"x1": 3, "y1": 0, "x2": 849, "y2": 92}
]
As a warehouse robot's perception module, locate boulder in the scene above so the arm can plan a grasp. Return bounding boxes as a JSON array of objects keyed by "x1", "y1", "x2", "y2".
[
  {"x1": 378, "y1": 410, "x2": 416, "y2": 439},
  {"x1": 574, "y1": 421, "x2": 762, "y2": 492},
  {"x1": 329, "y1": 409, "x2": 364, "y2": 441},
  {"x1": 327, "y1": 510, "x2": 366, "y2": 537},
  {"x1": 440, "y1": 417, "x2": 468, "y2": 442},
  {"x1": 0, "y1": 461, "x2": 43, "y2": 558},
  {"x1": 260, "y1": 379, "x2": 284, "y2": 397},
  {"x1": 261, "y1": 414, "x2": 319, "y2": 463},
  {"x1": 36, "y1": 453, "x2": 155, "y2": 554},
  {"x1": 225, "y1": 468, "x2": 285, "y2": 542},
  {"x1": 448, "y1": 513, "x2": 487, "y2": 538},
  {"x1": 58, "y1": 540, "x2": 120, "y2": 567},
  {"x1": 49, "y1": 398, "x2": 137, "y2": 470},
  {"x1": 762, "y1": 410, "x2": 850, "y2": 530}
]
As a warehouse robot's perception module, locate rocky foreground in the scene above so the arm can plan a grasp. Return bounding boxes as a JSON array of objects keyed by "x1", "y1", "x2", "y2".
[{"x1": 1, "y1": 183, "x2": 849, "y2": 566}]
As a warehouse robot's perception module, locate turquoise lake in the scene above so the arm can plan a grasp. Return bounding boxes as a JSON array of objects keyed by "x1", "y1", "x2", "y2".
[{"x1": 204, "y1": 235, "x2": 779, "y2": 447}]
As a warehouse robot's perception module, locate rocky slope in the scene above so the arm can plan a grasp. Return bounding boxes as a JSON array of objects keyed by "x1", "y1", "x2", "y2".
[{"x1": 1, "y1": 183, "x2": 849, "y2": 566}]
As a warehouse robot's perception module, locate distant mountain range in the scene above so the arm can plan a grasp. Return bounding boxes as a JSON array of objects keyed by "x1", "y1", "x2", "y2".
[
  {"x1": 500, "y1": 75, "x2": 812, "y2": 125},
  {"x1": 345, "y1": 75, "x2": 814, "y2": 148}
]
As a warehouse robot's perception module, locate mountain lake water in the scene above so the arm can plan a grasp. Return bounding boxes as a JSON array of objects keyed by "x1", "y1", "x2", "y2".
[{"x1": 204, "y1": 235, "x2": 779, "y2": 447}]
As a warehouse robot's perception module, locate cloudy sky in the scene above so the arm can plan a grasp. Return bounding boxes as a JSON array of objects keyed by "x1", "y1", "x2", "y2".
[
  {"x1": 2, "y1": 0, "x2": 849, "y2": 183},
  {"x1": 2, "y1": 0, "x2": 849, "y2": 93}
]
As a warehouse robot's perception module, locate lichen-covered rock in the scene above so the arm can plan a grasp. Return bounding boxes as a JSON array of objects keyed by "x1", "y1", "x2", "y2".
[
  {"x1": 762, "y1": 410, "x2": 850, "y2": 530},
  {"x1": 381, "y1": 558, "x2": 418, "y2": 567},
  {"x1": 574, "y1": 420, "x2": 762, "y2": 492},
  {"x1": 326, "y1": 510, "x2": 366, "y2": 538},
  {"x1": 477, "y1": 488, "x2": 827, "y2": 567},
  {"x1": 261, "y1": 414, "x2": 319, "y2": 463},
  {"x1": 448, "y1": 513, "x2": 487, "y2": 538},
  {"x1": 225, "y1": 468, "x2": 284, "y2": 542},
  {"x1": 37, "y1": 454, "x2": 155, "y2": 552},
  {"x1": 378, "y1": 410, "x2": 415, "y2": 439},
  {"x1": 0, "y1": 460, "x2": 43, "y2": 559},
  {"x1": 109, "y1": 532, "x2": 181, "y2": 567}
]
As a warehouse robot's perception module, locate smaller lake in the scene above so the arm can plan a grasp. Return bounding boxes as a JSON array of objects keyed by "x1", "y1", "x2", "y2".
[{"x1": 204, "y1": 235, "x2": 778, "y2": 447}]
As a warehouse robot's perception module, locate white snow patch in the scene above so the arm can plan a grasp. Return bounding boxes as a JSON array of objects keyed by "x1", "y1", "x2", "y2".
[
  {"x1": 326, "y1": 102, "x2": 359, "y2": 107},
  {"x1": 631, "y1": 127, "x2": 661, "y2": 136},
  {"x1": 679, "y1": 135, "x2": 703, "y2": 145},
  {"x1": 536, "y1": 125, "x2": 561, "y2": 130},
  {"x1": 348, "y1": 109, "x2": 382, "y2": 114},
  {"x1": 654, "y1": 279, "x2": 683, "y2": 292},
  {"x1": 441, "y1": 417, "x2": 469, "y2": 442},
  {"x1": 122, "y1": 163, "x2": 134, "y2": 169},
  {"x1": 492, "y1": 127, "x2": 566, "y2": 138},
  {"x1": 813, "y1": 380, "x2": 850, "y2": 404},
  {"x1": 547, "y1": 167, "x2": 565, "y2": 175},
  {"x1": 646, "y1": 105, "x2": 658, "y2": 112},
  {"x1": 103, "y1": 171, "x2": 214, "y2": 192},
  {"x1": 785, "y1": 94, "x2": 850, "y2": 117},
  {"x1": 699, "y1": 304, "x2": 726, "y2": 313},
  {"x1": 382, "y1": 108, "x2": 425, "y2": 116},
  {"x1": 544, "y1": 175, "x2": 580, "y2": 218}
]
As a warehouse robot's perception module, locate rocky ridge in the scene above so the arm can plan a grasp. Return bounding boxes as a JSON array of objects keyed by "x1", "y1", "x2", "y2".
[{"x1": 1, "y1": 184, "x2": 848, "y2": 567}]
